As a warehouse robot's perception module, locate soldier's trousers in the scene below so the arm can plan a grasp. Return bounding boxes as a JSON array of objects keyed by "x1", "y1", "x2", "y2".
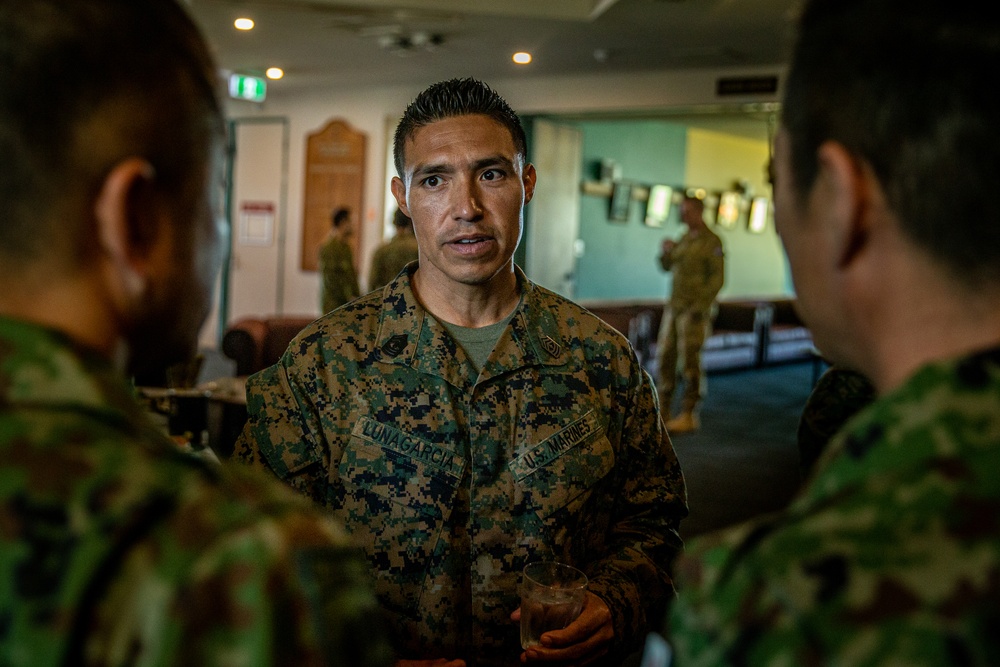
[{"x1": 655, "y1": 305, "x2": 711, "y2": 414}]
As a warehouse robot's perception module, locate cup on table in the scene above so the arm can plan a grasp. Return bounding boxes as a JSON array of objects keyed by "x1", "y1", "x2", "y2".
[{"x1": 519, "y1": 561, "x2": 588, "y2": 649}]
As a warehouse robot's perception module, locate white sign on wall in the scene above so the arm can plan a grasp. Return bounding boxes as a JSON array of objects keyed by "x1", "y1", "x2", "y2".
[{"x1": 238, "y1": 201, "x2": 275, "y2": 246}]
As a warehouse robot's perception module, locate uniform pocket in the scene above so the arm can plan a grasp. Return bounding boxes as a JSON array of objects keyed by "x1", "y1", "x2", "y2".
[
  {"x1": 336, "y1": 417, "x2": 465, "y2": 615},
  {"x1": 509, "y1": 411, "x2": 616, "y2": 521}
]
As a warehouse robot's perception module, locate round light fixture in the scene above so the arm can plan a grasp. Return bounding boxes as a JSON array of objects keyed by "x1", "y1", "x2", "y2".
[
  {"x1": 266, "y1": 67, "x2": 284, "y2": 80},
  {"x1": 512, "y1": 52, "x2": 532, "y2": 65},
  {"x1": 234, "y1": 18, "x2": 254, "y2": 30}
]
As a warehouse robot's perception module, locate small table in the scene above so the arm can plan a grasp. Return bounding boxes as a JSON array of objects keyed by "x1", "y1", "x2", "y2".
[{"x1": 137, "y1": 378, "x2": 248, "y2": 460}]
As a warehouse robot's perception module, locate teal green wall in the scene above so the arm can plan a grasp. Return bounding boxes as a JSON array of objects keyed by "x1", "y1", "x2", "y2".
[{"x1": 575, "y1": 120, "x2": 688, "y2": 300}]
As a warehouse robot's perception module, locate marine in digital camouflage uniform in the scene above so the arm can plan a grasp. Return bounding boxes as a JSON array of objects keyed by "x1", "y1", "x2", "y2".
[
  {"x1": 0, "y1": 1, "x2": 390, "y2": 664},
  {"x1": 236, "y1": 266, "x2": 687, "y2": 666},
  {"x1": 319, "y1": 208, "x2": 361, "y2": 313},
  {"x1": 0, "y1": 317, "x2": 391, "y2": 666},
  {"x1": 660, "y1": 0, "x2": 1000, "y2": 664},
  {"x1": 368, "y1": 208, "x2": 420, "y2": 291},
  {"x1": 655, "y1": 197, "x2": 725, "y2": 432},
  {"x1": 235, "y1": 78, "x2": 688, "y2": 667}
]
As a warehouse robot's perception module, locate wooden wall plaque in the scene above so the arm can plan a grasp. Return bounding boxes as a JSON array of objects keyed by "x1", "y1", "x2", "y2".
[{"x1": 301, "y1": 119, "x2": 366, "y2": 272}]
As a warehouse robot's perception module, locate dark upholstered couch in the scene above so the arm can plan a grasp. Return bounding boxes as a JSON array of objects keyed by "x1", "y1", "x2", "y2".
[
  {"x1": 581, "y1": 297, "x2": 813, "y2": 373},
  {"x1": 221, "y1": 315, "x2": 317, "y2": 376}
]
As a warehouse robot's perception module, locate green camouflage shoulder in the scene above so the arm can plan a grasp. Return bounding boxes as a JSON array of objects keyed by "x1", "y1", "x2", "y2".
[
  {"x1": 0, "y1": 316, "x2": 392, "y2": 667},
  {"x1": 668, "y1": 346, "x2": 1000, "y2": 666}
]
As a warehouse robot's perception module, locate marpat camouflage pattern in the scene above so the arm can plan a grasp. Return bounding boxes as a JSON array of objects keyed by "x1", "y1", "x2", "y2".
[{"x1": 235, "y1": 266, "x2": 688, "y2": 665}]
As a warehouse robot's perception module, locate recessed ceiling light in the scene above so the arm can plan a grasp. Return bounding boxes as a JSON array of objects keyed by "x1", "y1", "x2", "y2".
[
  {"x1": 234, "y1": 18, "x2": 254, "y2": 30},
  {"x1": 512, "y1": 52, "x2": 532, "y2": 65},
  {"x1": 266, "y1": 67, "x2": 284, "y2": 80}
]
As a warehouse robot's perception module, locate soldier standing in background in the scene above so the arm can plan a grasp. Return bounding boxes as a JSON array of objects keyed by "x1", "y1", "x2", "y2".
[
  {"x1": 319, "y1": 206, "x2": 361, "y2": 312},
  {"x1": 0, "y1": 1, "x2": 389, "y2": 664},
  {"x1": 235, "y1": 77, "x2": 687, "y2": 667},
  {"x1": 655, "y1": 196, "x2": 725, "y2": 433},
  {"x1": 368, "y1": 207, "x2": 420, "y2": 290},
  {"x1": 664, "y1": 0, "x2": 1000, "y2": 663}
]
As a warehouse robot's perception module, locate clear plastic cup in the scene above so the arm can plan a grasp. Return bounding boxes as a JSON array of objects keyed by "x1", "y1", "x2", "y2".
[{"x1": 519, "y1": 561, "x2": 588, "y2": 649}]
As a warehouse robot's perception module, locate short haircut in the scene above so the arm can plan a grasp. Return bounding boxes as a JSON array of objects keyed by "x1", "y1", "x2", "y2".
[
  {"x1": 0, "y1": 0, "x2": 223, "y2": 267},
  {"x1": 332, "y1": 208, "x2": 351, "y2": 227},
  {"x1": 393, "y1": 78, "x2": 527, "y2": 177},
  {"x1": 782, "y1": 0, "x2": 999, "y2": 285}
]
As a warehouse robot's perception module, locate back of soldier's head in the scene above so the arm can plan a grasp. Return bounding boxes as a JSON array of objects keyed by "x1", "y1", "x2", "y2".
[
  {"x1": 0, "y1": 0, "x2": 223, "y2": 276},
  {"x1": 782, "y1": 0, "x2": 999, "y2": 287}
]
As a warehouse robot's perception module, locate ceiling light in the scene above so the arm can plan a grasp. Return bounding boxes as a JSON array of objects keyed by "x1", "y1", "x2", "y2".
[
  {"x1": 512, "y1": 52, "x2": 532, "y2": 65},
  {"x1": 234, "y1": 18, "x2": 254, "y2": 31},
  {"x1": 266, "y1": 67, "x2": 284, "y2": 80}
]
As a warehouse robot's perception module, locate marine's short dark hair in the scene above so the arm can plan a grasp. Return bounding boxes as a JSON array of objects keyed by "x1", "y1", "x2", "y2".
[
  {"x1": 782, "y1": 0, "x2": 999, "y2": 286},
  {"x1": 393, "y1": 78, "x2": 527, "y2": 177},
  {"x1": 0, "y1": 0, "x2": 223, "y2": 266}
]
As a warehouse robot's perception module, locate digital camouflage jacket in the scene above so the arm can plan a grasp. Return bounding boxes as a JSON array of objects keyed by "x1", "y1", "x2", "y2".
[
  {"x1": 0, "y1": 316, "x2": 390, "y2": 666},
  {"x1": 659, "y1": 229, "x2": 725, "y2": 313},
  {"x1": 235, "y1": 266, "x2": 688, "y2": 666},
  {"x1": 667, "y1": 346, "x2": 1000, "y2": 666}
]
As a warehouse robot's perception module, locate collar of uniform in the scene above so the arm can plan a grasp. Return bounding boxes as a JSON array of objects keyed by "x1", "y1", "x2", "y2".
[
  {"x1": 372, "y1": 267, "x2": 568, "y2": 387},
  {"x1": 501, "y1": 268, "x2": 568, "y2": 369}
]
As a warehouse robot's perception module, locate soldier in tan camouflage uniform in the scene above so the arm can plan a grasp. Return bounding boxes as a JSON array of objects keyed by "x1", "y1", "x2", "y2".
[
  {"x1": 319, "y1": 206, "x2": 361, "y2": 313},
  {"x1": 368, "y1": 207, "x2": 420, "y2": 291},
  {"x1": 235, "y1": 78, "x2": 688, "y2": 667},
  {"x1": 655, "y1": 196, "x2": 725, "y2": 433},
  {"x1": 0, "y1": 2, "x2": 390, "y2": 664},
  {"x1": 661, "y1": 0, "x2": 1000, "y2": 664}
]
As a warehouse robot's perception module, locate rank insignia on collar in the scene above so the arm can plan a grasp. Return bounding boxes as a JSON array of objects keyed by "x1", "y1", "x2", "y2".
[
  {"x1": 381, "y1": 334, "x2": 408, "y2": 357},
  {"x1": 540, "y1": 335, "x2": 561, "y2": 358}
]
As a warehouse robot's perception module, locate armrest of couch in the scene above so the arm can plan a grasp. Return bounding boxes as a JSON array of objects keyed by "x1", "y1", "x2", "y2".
[{"x1": 222, "y1": 316, "x2": 316, "y2": 376}]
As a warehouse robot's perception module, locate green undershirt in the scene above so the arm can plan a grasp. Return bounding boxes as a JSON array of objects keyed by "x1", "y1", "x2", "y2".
[{"x1": 440, "y1": 309, "x2": 517, "y2": 373}]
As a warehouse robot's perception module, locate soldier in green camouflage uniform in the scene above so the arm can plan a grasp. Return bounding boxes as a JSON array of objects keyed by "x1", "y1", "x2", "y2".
[
  {"x1": 236, "y1": 78, "x2": 688, "y2": 667},
  {"x1": 655, "y1": 197, "x2": 725, "y2": 433},
  {"x1": 0, "y1": 2, "x2": 390, "y2": 664},
  {"x1": 319, "y1": 207, "x2": 361, "y2": 313},
  {"x1": 661, "y1": 1, "x2": 1000, "y2": 664},
  {"x1": 368, "y1": 208, "x2": 420, "y2": 291}
]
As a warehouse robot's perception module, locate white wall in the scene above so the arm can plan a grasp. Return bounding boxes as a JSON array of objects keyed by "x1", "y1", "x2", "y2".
[{"x1": 222, "y1": 65, "x2": 785, "y2": 321}]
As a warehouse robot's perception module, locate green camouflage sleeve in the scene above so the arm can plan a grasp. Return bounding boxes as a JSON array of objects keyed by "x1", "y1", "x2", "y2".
[
  {"x1": 586, "y1": 363, "x2": 688, "y2": 649},
  {"x1": 233, "y1": 359, "x2": 331, "y2": 505}
]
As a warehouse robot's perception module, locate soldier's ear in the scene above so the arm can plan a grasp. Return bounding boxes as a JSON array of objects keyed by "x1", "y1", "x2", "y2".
[
  {"x1": 93, "y1": 157, "x2": 159, "y2": 309},
  {"x1": 814, "y1": 141, "x2": 871, "y2": 271}
]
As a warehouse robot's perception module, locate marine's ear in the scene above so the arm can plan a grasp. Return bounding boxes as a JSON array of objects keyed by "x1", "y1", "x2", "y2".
[
  {"x1": 521, "y1": 162, "x2": 537, "y2": 205},
  {"x1": 92, "y1": 157, "x2": 160, "y2": 308},
  {"x1": 390, "y1": 175, "x2": 410, "y2": 219}
]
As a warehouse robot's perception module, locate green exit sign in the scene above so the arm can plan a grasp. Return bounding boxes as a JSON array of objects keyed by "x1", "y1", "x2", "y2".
[{"x1": 228, "y1": 73, "x2": 266, "y2": 102}]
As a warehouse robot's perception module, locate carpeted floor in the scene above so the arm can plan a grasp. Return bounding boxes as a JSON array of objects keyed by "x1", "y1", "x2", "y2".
[{"x1": 666, "y1": 360, "x2": 820, "y2": 540}]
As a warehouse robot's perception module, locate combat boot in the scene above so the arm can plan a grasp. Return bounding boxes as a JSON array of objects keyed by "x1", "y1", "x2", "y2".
[{"x1": 666, "y1": 411, "x2": 700, "y2": 433}]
